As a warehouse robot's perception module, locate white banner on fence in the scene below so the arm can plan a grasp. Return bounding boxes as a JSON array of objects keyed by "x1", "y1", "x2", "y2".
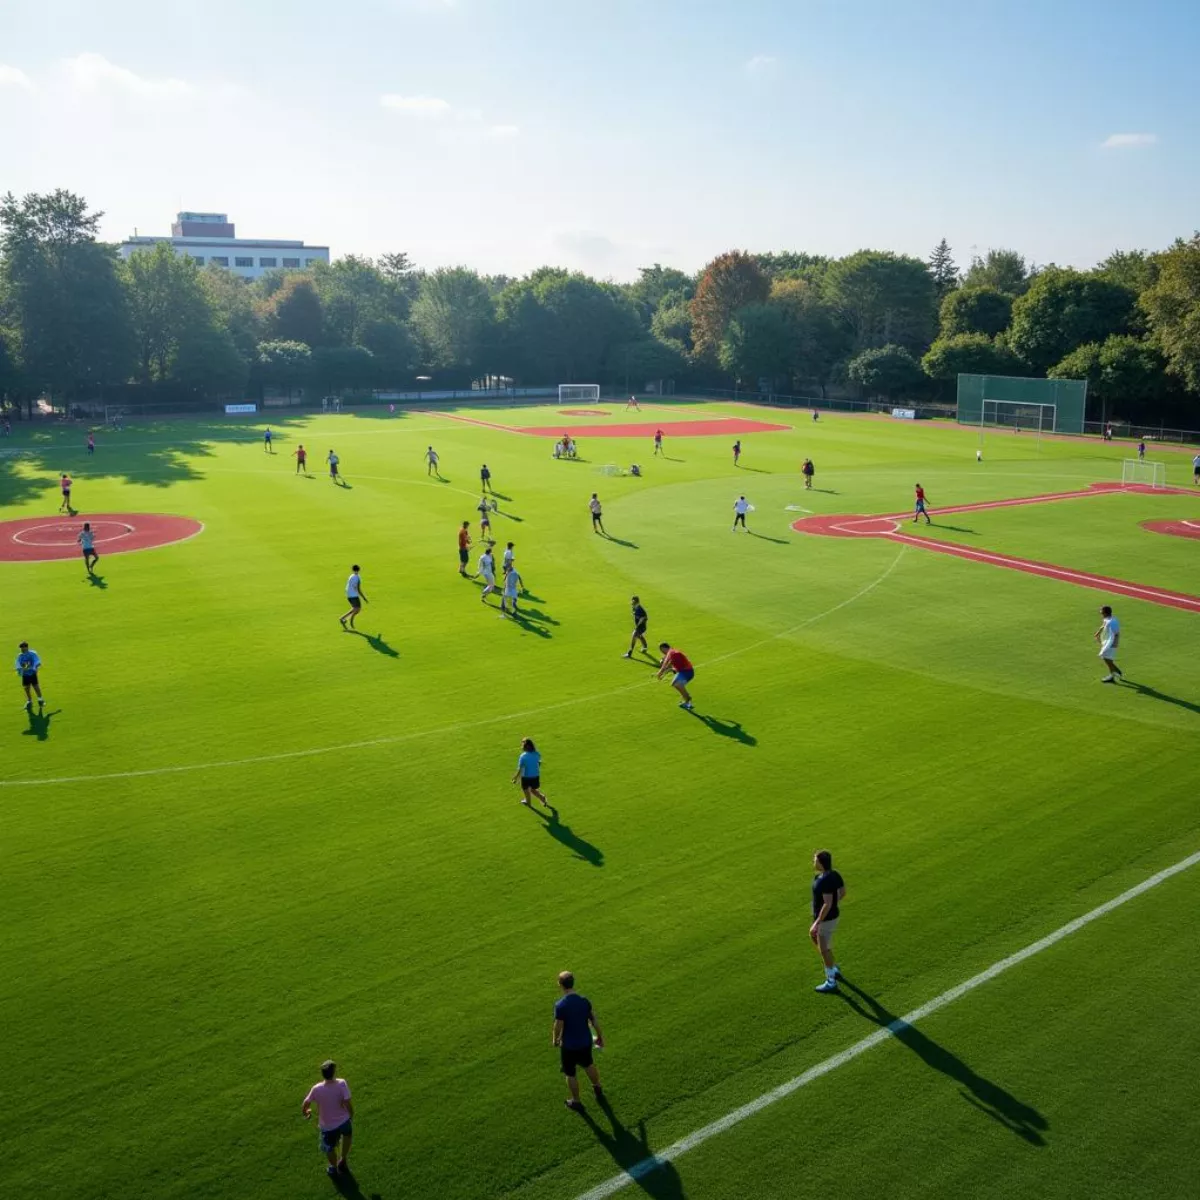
[
  {"x1": 225, "y1": 403, "x2": 257, "y2": 414},
  {"x1": 891, "y1": 407, "x2": 916, "y2": 420}
]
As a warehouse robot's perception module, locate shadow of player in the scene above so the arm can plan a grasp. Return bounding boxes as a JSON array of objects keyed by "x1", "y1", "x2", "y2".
[
  {"x1": 1118, "y1": 679, "x2": 1200, "y2": 715},
  {"x1": 352, "y1": 631, "x2": 400, "y2": 658},
  {"x1": 22, "y1": 708, "x2": 61, "y2": 741},
  {"x1": 687, "y1": 712, "x2": 757, "y2": 745},
  {"x1": 86, "y1": 572, "x2": 108, "y2": 589},
  {"x1": 533, "y1": 805, "x2": 603, "y2": 867},
  {"x1": 746, "y1": 531, "x2": 790, "y2": 545},
  {"x1": 575, "y1": 1096, "x2": 685, "y2": 1199}
]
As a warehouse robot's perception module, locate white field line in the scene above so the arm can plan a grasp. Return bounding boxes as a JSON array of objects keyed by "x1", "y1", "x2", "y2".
[
  {"x1": 0, "y1": 549, "x2": 906, "y2": 787},
  {"x1": 575, "y1": 846, "x2": 1200, "y2": 1200}
]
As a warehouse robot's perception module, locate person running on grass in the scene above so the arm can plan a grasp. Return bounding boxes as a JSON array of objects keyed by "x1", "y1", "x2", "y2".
[
  {"x1": 801, "y1": 458, "x2": 814, "y2": 489},
  {"x1": 913, "y1": 483, "x2": 931, "y2": 524},
  {"x1": 512, "y1": 736, "x2": 548, "y2": 806},
  {"x1": 59, "y1": 473, "x2": 73, "y2": 513},
  {"x1": 733, "y1": 439, "x2": 741, "y2": 466},
  {"x1": 264, "y1": 427, "x2": 274, "y2": 454},
  {"x1": 327, "y1": 450, "x2": 340, "y2": 484},
  {"x1": 339, "y1": 565, "x2": 367, "y2": 630},
  {"x1": 811, "y1": 849, "x2": 846, "y2": 993},
  {"x1": 732, "y1": 495, "x2": 750, "y2": 532},
  {"x1": 553, "y1": 971, "x2": 604, "y2": 1112},
  {"x1": 589, "y1": 493, "x2": 606, "y2": 535},
  {"x1": 15, "y1": 642, "x2": 44, "y2": 711},
  {"x1": 656, "y1": 641, "x2": 695, "y2": 710},
  {"x1": 302, "y1": 1059, "x2": 354, "y2": 1179},
  {"x1": 294, "y1": 444, "x2": 307, "y2": 474},
  {"x1": 476, "y1": 546, "x2": 497, "y2": 604},
  {"x1": 1095, "y1": 604, "x2": 1123, "y2": 683},
  {"x1": 653, "y1": 429, "x2": 664, "y2": 457},
  {"x1": 77, "y1": 522, "x2": 99, "y2": 575},
  {"x1": 457, "y1": 521, "x2": 472, "y2": 577},
  {"x1": 500, "y1": 563, "x2": 523, "y2": 617},
  {"x1": 426, "y1": 446, "x2": 440, "y2": 477},
  {"x1": 623, "y1": 596, "x2": 649, "y2": 658}
]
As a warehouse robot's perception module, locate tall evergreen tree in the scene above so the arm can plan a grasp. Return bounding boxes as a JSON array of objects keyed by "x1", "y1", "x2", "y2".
[{"x1": 929, "y1": 239, "x2": 958, "y2": 298}]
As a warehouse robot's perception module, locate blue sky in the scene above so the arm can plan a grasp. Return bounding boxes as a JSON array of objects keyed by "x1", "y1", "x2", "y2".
[{"x1": 1, "y1": 0, "x2": 1196, "y2": 280}]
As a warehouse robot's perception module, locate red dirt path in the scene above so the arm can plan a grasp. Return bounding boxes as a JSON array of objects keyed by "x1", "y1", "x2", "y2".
[
  {"x1": 558, "y1": 408, "x2": 611, "y2": 417},
  {"x1": 792, "y1": 483, "x2": 1200, "y2": 613},
  {"x1": 0, "y1": 513, "x2": 203, "y2": 563},
  {"x1": 1143, "y1": 518, "x2": 1200, "y2": 540}
]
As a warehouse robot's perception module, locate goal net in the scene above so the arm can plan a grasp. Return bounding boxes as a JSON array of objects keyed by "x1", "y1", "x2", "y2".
[
  {"x1": 558, "y1": 384, "x2": 600, "y2": 404},
  {"x1": 1122, "y1": 459, "x2": 1166, "y2": 488},
  {"x1": 981, "y1": 398, "x2": 1056, "y2": 433}
]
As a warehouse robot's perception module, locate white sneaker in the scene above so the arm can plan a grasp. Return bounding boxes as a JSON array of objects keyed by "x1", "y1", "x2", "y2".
[{"x1": 1101, "y1": 675, "x2": 1114, "y2": 683}]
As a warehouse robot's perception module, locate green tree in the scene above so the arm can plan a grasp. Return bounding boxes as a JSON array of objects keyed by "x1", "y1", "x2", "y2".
[
  {"x1": 1050, "y1": 335, "x2": 1170, "y2": 421},
  {"x1": 0, "y1": 189, "x2": 134, "y2": 401},
  {"x1": 928, "y1": 239, "x2": 958, "y2": 298},
  {"x1": 255, "y1": 339, "x2": 312, "y2": 398},
  {"x1": 754, "y1": 252, "x2": 831, "y2": 283},
  {"x1": 963, "y1": 249, "x2": 1030, "y2": 295},
  {"x1": 1097, "y1": 249, "x2": 1158, "y2": 294},
  {"x1": 261, "y1": 275, "x2": 324, "y2": 346},
  {"x1": 650, "y1": 290, "x2": 693, "y2": 350},
  {"x1": 824, "y1": 250, "x2": 937, "y2": 354},
  {"x1": 690, "y1": 251, "x2": 770, "y2": 361},
  {"x1": 360, "y1": 318, "x2": 416, "y2": 383},
  {"x1": 938, "y1": 286, "x2": 1013, "y2": 339},
  {"x1": 172, "y1": 326, "x2": 248, "y2": 397},
  {"x1": 121, "y1": 243, "x2": 210, "y2": 382},
  {"x1": 313, "y1": 345, "x2": 377, "y2": 392},
  {"x1": 378, "y1": 251, "x2": 423, "y2": 301},
  {"x1": 627, "y1": 264, "x2": 694, "y2": 318},
  {"x1": 768, "y1": 278, "x2": 851, "y2": 396},
  {"x1": 607, "y1": 337, "x2": 688, "y2": 390},
  {"x1": 922, "y1": 333, "x2": 1027, "y2": 380},
  {"x1": 410, "y1": 267, "x2": 496, "y2": 374},
  {"x1": 847, "y1": 343, "x2": 924, "y2": 398},
  {"x1": 1139, "y1": 234, "x2": 1200, "y2": 391},
  {"x1": 199, "y1": 265, "x2": 261, "y2": 360},
  {"x1": 1007, "y1": 268, "x2": 1138, "y2": 374},
  {"x1": 718, "y1": 303, "x2": 793, "y2": 386},
  {"x1": 311, "y1": 256, "x2": 408, "y2": 346}
]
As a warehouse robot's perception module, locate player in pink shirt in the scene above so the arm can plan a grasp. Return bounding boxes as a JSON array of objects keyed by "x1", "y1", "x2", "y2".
[{"x1": 302, "y1": 1059, "x2": 354, "y2": 1178}]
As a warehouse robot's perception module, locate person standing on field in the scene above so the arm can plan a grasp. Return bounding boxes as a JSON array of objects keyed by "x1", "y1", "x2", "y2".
[
  {"x1": 264, "y1": 427, "x2": 273, "y2": 454},
  {"x1": 552, "y1": 971, "x2": 604, "y2": 1112},
  {"x1": 1095, "y1": 604, "x2": 1123, "y2": 683},
  {"x1": 623, "y1": 596, "x2": 649, "y2": 658},
  {"x1": 480, "y1": 463, "x2": 493, "y2": 493},
  {"x1": 294, "y1": 444, "x2": 307, "y2": 474},
  {"x1": 811, "y1": 849, "x2": 846, "y2": 993},
  {"x1": 732, "y1": 495, "x2": 750, "y2": 532},
  {"x1": 426, "y1": 446, "x2": 440, "y2": 477},
  {"x1": 476, "y1": 546, "x2": 497, "y2": 604},
  {"x1": 15, "y1": 642, "x2": 44, "y2": 711},
  {"x1": 1192, "y1": 452, "x2": 1199, "y2": 485},
  {"x1": 801, "y1": 458, "x2": 814, "y2": 490},
  {"x1": 500, "y1": 563, "x2": 522, "y2": 617},
  {"x1": 913, "y1": 483, "x2": 931, "y2": 524},
  {"x1": 457, "y1": 521, "x2": 472, "y2": 576},
  {"x1": 653, "y1": 429, "x2": 664, "y2": 457},
  {"x1": 301, "y1": 1059, "x2": 354, "y2": 1178},
  {"x1": 77, "y1": 522, "x2": 99, "y2": 575},
  {"x1": 339, "y1": 565, "x2": 367, "y2": 630},
  {"x1": 732, "y1": 440, "x2": 741, "y2": 466},
  {"x1": 656, "y1": 641, "x2": 695, "y2": 710},
  {"x1": 589, "y1": 493, "x2": 606, "y2": 535},
  {"x1": 512, "y1": 736, "x2": 548, "y2": 806},
  {"x1": 59, "y1": 473, "x2": 73, "y2": 513}
]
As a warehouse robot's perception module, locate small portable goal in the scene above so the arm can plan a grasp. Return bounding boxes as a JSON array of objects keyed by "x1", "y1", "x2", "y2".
[
  {"x1": 558, "y1": 384, "x2": 600, "y2": 404},
  {"x1": 1122, "y1": 459, "x2": 1166, "y2": 488}
]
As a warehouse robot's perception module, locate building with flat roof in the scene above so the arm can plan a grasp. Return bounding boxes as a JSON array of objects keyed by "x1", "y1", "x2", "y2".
[{"x1": 118, "y1": 211, "x2": 330, "y2": 280}]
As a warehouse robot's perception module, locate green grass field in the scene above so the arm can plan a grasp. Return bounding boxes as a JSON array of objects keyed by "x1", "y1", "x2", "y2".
[{"x1": 2, "y1": 401, "x2": 1198, "y2": 1200}]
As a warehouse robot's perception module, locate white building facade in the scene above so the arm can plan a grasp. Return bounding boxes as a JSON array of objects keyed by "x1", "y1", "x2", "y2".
[{"x1": 118, "y1": 212, "x2": 330, "y2": 280}]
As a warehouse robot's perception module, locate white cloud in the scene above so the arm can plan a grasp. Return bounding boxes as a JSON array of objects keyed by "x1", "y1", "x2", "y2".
[
  {"x1": 380, "y1": 94, "x2": 453, "y2": 116},
  {"x1": 488, "y1": 124, "x2": 520, "y2": 139},
  {"x1": 0, "y1": 64, "x2": 34, "y2": 90},
  {"x1": 745, "y1": 54, "x2": 778, "y2": 75},
  {"x1": 1101, "y1": 132, "x2": 1157, "y2": 149},
  {"x1": 63, "y1": 52, "x2": 193, "y2": 97}
]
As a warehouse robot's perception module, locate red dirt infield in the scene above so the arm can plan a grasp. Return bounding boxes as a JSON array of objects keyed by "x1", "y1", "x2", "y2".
[
  {"x1": 1143, "y1": 518, "x2": 1200, "y2": 540},
  {"x1": 792, "y1": 484, "x2": 1200, "y2": 613},
  {"x1": 0, "y1": 513, "x2": 203, "y2": 563},
  {"x1": 558, "y1": 408, "x2": 611, "y2": 417},
  {"x1": 519, "y1": 417, "x2": 791, "y2": 438}
]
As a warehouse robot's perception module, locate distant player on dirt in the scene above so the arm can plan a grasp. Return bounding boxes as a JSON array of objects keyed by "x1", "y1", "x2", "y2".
[
  {"x1": 77, "y1": 523, "x2": 99, "y2": 575},
  {"x1": 913, "y1": 483, "x2": 931, "y2": 524}
]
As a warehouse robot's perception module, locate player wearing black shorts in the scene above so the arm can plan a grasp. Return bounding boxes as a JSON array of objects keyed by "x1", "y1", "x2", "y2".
[
  {"x1": 552, "y1": 971, "x2": 604, "y2": 1111},
  {"x1": 624, "y1": 596, "x2": 649, "y2": 658}
]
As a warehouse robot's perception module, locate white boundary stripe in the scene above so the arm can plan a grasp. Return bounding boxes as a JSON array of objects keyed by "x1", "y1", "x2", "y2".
[
  {"x1": 576, "y1": 847, "x2": 1200, "y2": 1200},
  {"x1": 0, "y1": 549, "x2": 906, "y2": 787}
]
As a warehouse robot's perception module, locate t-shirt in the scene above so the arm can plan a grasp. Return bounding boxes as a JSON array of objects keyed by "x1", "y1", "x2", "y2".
[
  {"x1": 478, "y1": 500, "x2": 491, "y2": 516},
  {"x1": 15, "y1": 650, "x2": 40, "y2": 676},
  {"x1": 346, "y1": 572, "x2": 361, "y2": 599},
  {"x1": 427, "y1": 450, "x2": 438, "y2": 462},
  {"x1": 1102, "y1": 616, "x2": 1120, "y2": 646},
  {"x1": 734, "y1": 498, "x2": 749, "y2": 514},
  {"x1": 502, "y1": 548, "x2": 514, "y2": 568},
  {"x1": 802, "y1": 461, "x2": 813, "y2": 474},
  {"x1": 663, "y1": 648, "x2": 692, "y2": 673},
  {"x1": 554, "y1": 992, "x2": 593, "y2": 1050},
  {"x1": 812, "y1": 869, "x2": 845, "y2": 920},
  {"x1": 458, "y1": 528, "x2": 470, "y2": 550},
  {"x1": 264, "y1": 430, "x2": 272, "y2": 441},
  {"x1": 632, "y1": 603, "x2": 647, "y2": 626},
  {"x1": 78, "y1": 530, "x2": 94, "y2": 550},
  {"x1": 481, "y1": 466, "x2": 490, "y2": 478},
  {"x1": 478, "y1": 553, "x2": 494, "y2": 577},
  {"x1": 503, "y1": 570, "x2": 521, "y2": 596},
  {"x1": 654, "y1": 431, "x2": 663, "y2": 442},
  {"x1": 61, "y1": 477, "x2": 71, "y2": 490},
  {"x1": 328, "y1": 454, "x2": 339, "y2": 466},
  {"x1": 589, "y1": 498, "x2": 601, "y2": 514},
  {"x1": 295, "y1": 448, "x2": 306, "y2": 459},
  {"x1": 1193, "y1": 455, "x2": 1200, "y2": 469},
  {"x1": 304, "y1": 1078, "x2": 352, "y2": 1131},
  {"x1": 915, "y1": 487, "x2": 925, "y2": 502},
  {"x1": 517, "y1": 749, "x2": 540, "y2": 778}
]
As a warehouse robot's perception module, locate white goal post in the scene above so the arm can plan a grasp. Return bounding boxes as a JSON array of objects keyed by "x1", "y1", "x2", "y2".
[
  {"x1": 558, "y1": 384, "x2": 601, "y2": 404},
  {"x1": 981, "y1": 398, "x2": 1057, "y2": 433},
  {"x1": 1122, "y1": 459, "x2": 1166, "y2": 488}
]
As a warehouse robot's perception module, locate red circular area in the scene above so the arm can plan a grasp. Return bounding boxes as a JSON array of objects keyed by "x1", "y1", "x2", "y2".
[
  {"x1": 791, "y1": 513, "x2": 900, "y2": 538},
  {"x1": 0, "y1": 513, "x2": 203, "y2": 562},
  {"x1": 558, "y1": 408, "x2": 611, "y2": 417},
  {"x1": 1142, "y1": 518, "x2": 1200, "y2": 540}
]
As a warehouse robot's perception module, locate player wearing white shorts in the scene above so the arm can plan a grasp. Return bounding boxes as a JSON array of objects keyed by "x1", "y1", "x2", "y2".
[
  {"x1": 477, "y1": 549, "x2": 497, "y2": 604},
  {"x1": 501, "y1": 566, "x2": 522, "y2": 616},
  {"x1": 1095, "y1": 605, "x2": 1123, "y2": 683}
]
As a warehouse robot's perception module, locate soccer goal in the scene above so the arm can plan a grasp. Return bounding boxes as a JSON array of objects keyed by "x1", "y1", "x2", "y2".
[
  {"x1": 1122, "y1": 459, "x2": 1166, "y2": 488},
  {"x1": 558, "y1": 384, "x2": 600, "y2": 404}
]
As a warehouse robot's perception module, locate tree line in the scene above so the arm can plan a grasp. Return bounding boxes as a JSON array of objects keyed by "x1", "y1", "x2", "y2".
[{"x1": 2, "y1": 189, "x2": 1199, "y2": 427}]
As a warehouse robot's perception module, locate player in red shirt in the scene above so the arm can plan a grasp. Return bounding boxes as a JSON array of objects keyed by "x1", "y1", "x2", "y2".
[
  {"x1": 656, "y1": 642, "x2": 695, "y2": 710},
  {"x1": 913, "y1": 483, "x2": 931, "y2": 525},
  {"x1": 294, "y1": 444, "x2": 308, "y2": 474},
  {"x1": 653, "y1": 430, "x2": 664, "y2": 457}
]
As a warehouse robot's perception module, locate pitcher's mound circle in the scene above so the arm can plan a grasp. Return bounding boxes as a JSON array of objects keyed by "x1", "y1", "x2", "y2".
[
  {"x1": 1143, "y1": 518, "x2": 1200, "y2": 541},
  {"x1": 0, "y1": 513, "x2": 203, "y2": 563},
  {"x1": 559, "y1": 408, "x2": 611, "y2": 417}
]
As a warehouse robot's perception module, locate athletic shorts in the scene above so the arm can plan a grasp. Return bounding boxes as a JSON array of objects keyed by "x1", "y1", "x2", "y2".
[
  {"x1": 459, "y1": 548, "x2": 469, "y2": 564},
  {"x1": 21, "y1": 673, "x2": 38, "y2": 688},
  {"x1": 319, "y1": 1120, "x2": 352, "y2": 1153},
  {"x1": 915, "y1": 501, "x2": 926, "y2": 513},
  {"x1": 634, "y1": 622, "x2": 647, "y2": 636},
  {"x1": 734, "y1": 512, "x2": 746, "y2": 523},
  {"x1": 521, "y1": 775, "x2": 540, "y2": 790},
  {"x1": 816, "y1": 918, "x2": 839, "y2": 942},
  {"x1": 1099, "y1": 643, "x2": 1115, "y2": 658},
  {"x1": 347, "y1": 596, "x2": 361, "y2": 609},
  {"x1": 560, "y1": 1046, "x2": 593, "y2": 1076},
  {"x1": 591, "y1": 512, "x2": 602, "y2": 523},
  {"x1": 673, "y1": 669, "x2": 695, "y2": 686},
  {"x1": 80, "y1": 547, "x2": 94, "y2": 557}
]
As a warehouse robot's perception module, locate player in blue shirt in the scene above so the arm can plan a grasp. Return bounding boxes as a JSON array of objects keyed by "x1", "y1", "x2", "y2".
[
  {"x1": 15, "y1": 642, "x2": 44, "y2": 711},
  {"x1": 264, "y1": 427, "x2": 273, "y2": 454},
  {"x1": 511, "y1": 737, "x2": 548, "y2": 807},
  {"x1": 552, "y1": 970, "x2": 604, "y2": 1111}
]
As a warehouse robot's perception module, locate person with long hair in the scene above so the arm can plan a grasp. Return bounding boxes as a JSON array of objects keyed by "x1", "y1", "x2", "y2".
[{"x1": 512, "y1": 737, "x2": 548, "y2": 806}]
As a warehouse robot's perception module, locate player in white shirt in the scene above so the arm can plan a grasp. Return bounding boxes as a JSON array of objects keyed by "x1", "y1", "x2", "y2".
[
  {"x1": 500, "y1": 565, "x2": 522, "y2": 617},
  {"x1": 502, "y1": 542, "x2": 515, "y2": 573},
  {"x1": 589, "y1": 493, "x2": 606, "y2": 535},
  {"x1": 732, "y1": 495, "x2": 751, "y2": 532},
  {"x1": 426, "y1": 446, "x2": 440, "y2": 477},
  {"x1": 476, "y1": 548, "x2": 497, "y2": 604},
  {"x1": 1094, "y1": 604, "x2": 1123, "y2": 683},
  {"x1": 339, "y1": 565, "x2": 368, "y2": 630}
]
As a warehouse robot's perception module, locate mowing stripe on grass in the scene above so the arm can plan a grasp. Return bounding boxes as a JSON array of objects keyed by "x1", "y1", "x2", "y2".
[
  {"x1": 575, "y1": 847, "x2": 1200, "y2": 1200},
  {"x1": 0, "y1": 548, "x2": 907, "y2": 786}
]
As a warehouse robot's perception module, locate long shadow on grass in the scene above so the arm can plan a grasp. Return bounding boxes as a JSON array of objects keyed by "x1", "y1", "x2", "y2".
[
  {"x1": 603, "y1": 535, "x2": 638, "y2": 549},
  {"x1": 747, "y1": 531, "x2": 790, "y2": 545},
  {"x1": 575, "y1": 1097, "x2": 685, "y2": 1199},
  {"x1": 22, "y1": 709, "x2": 61, "y2": 741},
  {"x1": 352, "y1": 631, "x2": 400, "y2": 658},
  {"x1": 837, "y1": 977, "x2": 1047, "y2": 1146},
  {"x1": 1118, "y1": 680, "x2": 1200, "y2": 715},
  {"x1": 87, "y1": 572, "x2": 108, "y2": 590},
  {"x1": 687, "y1": 712, "x2": 756, "y2": 745},
  {"x1": 533, "y1": 805, "x2": 603, "y2": 867},
  {"x1": 329, "y1": 1165, "x2": 378, "y2": 1199}
]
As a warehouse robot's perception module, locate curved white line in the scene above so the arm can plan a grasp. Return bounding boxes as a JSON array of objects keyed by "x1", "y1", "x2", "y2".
[{"x1": 0, "y1": 548, "x2": 907, "y2": 787}]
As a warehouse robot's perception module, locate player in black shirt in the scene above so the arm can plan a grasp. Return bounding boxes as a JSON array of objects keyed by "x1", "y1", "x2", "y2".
[
  {"x1": 623, "y1": 596, "x2": 649, "y2": 658},
  {"x1": 810, "y1": 849, "x2": 846, "y2": 993}
]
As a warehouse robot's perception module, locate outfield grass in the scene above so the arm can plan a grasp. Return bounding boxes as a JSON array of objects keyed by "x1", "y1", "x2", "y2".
[{"x1": 1, "y1": 403, "x2": 1198, "y2": 1200}]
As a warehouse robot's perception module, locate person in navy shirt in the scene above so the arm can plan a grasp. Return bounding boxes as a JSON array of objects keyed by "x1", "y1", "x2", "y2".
[
  {"x1": 552, "y1": 970, "x2": 604, "y2": 1111},
  {"x1": 623, "y1": 596, "x2": 649, "y2": 658},
  {"x1": 811, "y1": 849, "x2": 846, "y2": 993}
]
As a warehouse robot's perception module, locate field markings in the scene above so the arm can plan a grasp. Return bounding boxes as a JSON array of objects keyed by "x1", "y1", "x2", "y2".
[
  {"x1": 0, "y1": 548, "x2": 906, "y2": 788},
  {"x1": 574, "y1": 846, "x2": 1200, "y2": 1200}
]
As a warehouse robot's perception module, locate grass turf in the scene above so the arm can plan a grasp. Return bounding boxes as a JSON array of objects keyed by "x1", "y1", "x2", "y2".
[{"x1": 1, "y1": 402, "x2": 1198, "y2": 1200}]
